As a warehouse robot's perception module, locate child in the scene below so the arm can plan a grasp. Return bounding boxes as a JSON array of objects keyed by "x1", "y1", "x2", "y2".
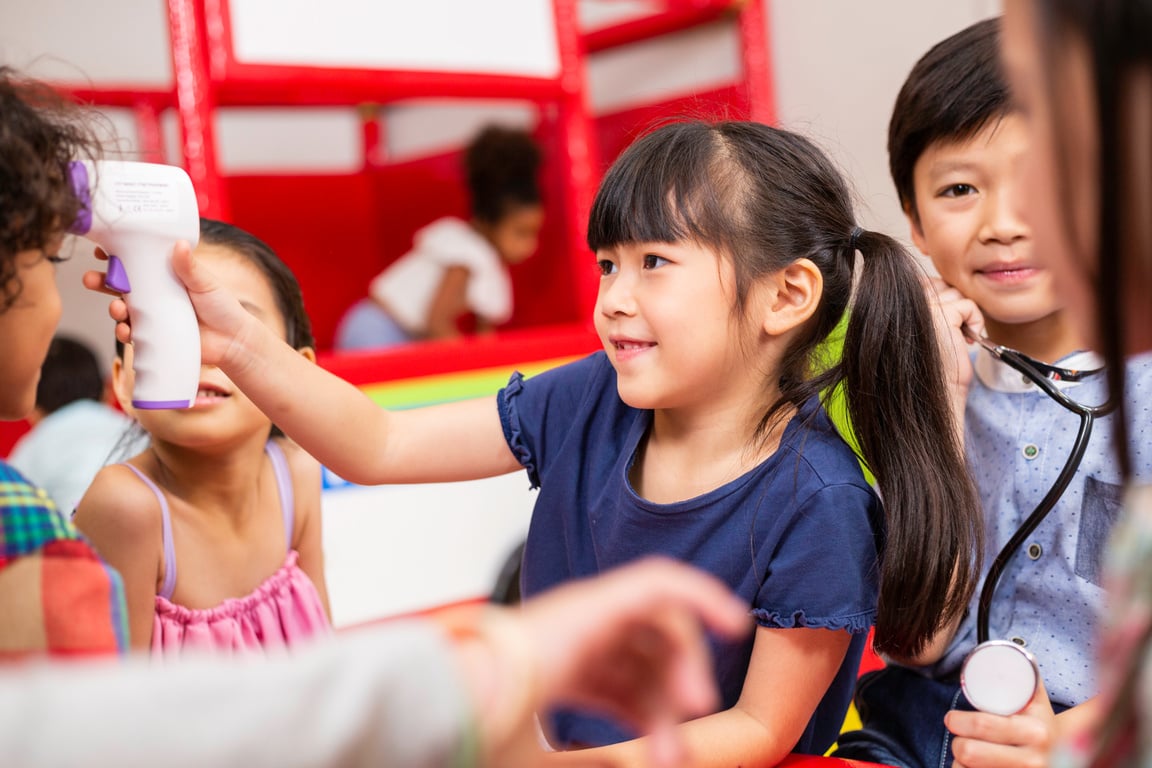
[
  {"x1": 9, "y1": 335, "x2": 139, "y2": 515},
  {"x1": 834, "y1": 17, "x2": 1152, "y2": 768},
  {"x1": 0, "y1": 65, "x2": 753, "y2": 768},
  {"x1": 111, "y1": 119, "x2": 984, "y2": 765},
  {"x1": 0, "y1": 66, "x2": 128, "y2": 657},
  {"x1": 335, "y1": 124, "x2": 544, "y2": 349},
  {"x1": 75, "y1": 218, "x2": 332, "y2": 655}
]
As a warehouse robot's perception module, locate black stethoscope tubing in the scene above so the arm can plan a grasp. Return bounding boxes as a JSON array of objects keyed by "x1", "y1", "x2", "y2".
[{"x1": 962, "y1": 335, "x2": 1115, "y2": 644}]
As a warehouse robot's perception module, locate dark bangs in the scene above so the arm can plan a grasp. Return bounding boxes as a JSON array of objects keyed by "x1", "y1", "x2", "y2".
[{"x1": 587, "y1": 122, "x2": 743, "y2": 256}]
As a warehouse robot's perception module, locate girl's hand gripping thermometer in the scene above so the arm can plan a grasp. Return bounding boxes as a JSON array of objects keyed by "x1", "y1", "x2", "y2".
[{"x1": 68, "y1": 160, "x2": 201, "y2": 409}]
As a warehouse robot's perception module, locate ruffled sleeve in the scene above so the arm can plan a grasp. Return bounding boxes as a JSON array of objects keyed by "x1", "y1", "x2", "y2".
[
  {"x1": 497, "y1": 372, "x2": 540, "y2": 489},
  {"x1": 495, "y1": 354, "x2": 609, "y2": 492},
  {"x1": 750, "y1": 481, "x2": 881, "y2": 635}
]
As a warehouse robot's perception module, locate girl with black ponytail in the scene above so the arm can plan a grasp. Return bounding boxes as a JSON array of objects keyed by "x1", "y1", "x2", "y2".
[{"x1": 145, "y1": 118, "x2": 984, "y2": 766}]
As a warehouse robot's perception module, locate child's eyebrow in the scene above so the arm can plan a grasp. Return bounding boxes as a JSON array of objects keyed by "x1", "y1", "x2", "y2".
[{"x1": 925, "y1": 159, "x2": 981, "y2": 177}]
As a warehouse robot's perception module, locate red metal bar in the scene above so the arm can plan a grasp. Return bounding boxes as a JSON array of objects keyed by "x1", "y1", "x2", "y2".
[
  {"x1": 168, "y1": 0, "x2": 229, "y2": 218},
  {"x1": 132, "y1": 101, "x2": 167, "y2": 163},
  {"x1": 737, "y1": 0, "x2": 776, "y2": 125},
  {"x1": 554, "y1": 0, "x2": 600, "y2": 320},
  {"x1": 56, "y1": 87, "x2": 175, "y2": 110},
  {"x1": 359, "y1": 104, "x2": 384, "y2": 171},
  {"x1": 582, "y1": 0, "x2": 736, "y2": 52},
  {"x1": 203, "y1": 0, "x2": 230, "y2": 80},
  {"x1": 212, "y1": 68, "x2": 563, "y2": 106}
]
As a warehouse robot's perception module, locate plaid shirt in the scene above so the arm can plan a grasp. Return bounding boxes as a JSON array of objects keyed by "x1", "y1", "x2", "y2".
[{"x1": 0, "y1": 461, "x2": 127, "y2": 657}]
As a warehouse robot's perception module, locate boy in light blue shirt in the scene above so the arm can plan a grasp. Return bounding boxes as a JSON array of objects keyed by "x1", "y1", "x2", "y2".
[{"x1": 834, "y1": 16, "x2": 1152, "y2": 768}]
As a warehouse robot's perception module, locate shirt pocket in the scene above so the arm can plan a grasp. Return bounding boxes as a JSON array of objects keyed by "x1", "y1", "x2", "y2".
[{"x1": 1075, "y1": 476, "x2": 1125, "y2": 586}]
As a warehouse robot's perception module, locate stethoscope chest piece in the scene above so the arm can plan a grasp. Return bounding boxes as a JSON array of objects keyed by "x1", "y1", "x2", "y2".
[{"x1": 960, "y1": 640, "x2": 1039, "y2": 715}]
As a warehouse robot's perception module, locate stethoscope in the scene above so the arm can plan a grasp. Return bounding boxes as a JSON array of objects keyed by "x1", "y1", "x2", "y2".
[{"x1": 957, "y1": 327, "x2": 1115, "y2": 715}]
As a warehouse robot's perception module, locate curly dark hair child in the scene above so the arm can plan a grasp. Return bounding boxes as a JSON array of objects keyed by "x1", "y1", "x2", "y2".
[
  {"x1": 464, "y1": 125, "x2": 542, "y2": 224},
  {"x1": 0, "y1": 66, "x2": 101, "y2": 312}
]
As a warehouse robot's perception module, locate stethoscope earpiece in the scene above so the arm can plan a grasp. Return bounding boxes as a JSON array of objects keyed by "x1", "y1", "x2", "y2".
[{"x1": 960, "y1": 640, "x2": 1039, "y2": 715}]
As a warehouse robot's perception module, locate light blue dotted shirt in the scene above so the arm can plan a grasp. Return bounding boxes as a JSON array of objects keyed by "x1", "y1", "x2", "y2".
[{"x1": 927, "y1": 348, "x2": 1152, "y2": 707}]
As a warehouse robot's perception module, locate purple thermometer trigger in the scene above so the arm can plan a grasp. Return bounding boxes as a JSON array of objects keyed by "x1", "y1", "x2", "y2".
[
  {"x1": 67, "y1": 161, "x2": 93, "y2": 235},
  {"x1": 105, "y1": 255, "x2": 132, "y2": 293}
]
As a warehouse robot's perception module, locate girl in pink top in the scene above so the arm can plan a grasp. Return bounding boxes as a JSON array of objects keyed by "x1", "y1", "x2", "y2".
[{"x1": 75, "y1": 219, "x2": 331, "y2": 655}]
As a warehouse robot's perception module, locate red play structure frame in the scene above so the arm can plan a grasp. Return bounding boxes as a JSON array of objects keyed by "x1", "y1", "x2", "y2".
[{"x1": 56, "y1": 0, "x2": 775, "y2": 350}]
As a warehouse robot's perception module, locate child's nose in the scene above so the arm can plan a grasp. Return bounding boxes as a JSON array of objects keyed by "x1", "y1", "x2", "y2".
[
  {"x1": 979, "y1": 186, "x2": 1031, "y2": 245},
  {"x1": 597, "y1": 272, "x2": 638, "y2": 316}
]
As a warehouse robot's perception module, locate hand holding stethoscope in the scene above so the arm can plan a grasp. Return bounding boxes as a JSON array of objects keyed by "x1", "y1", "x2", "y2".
[{"x1": 958, "y1": 325, "x2": 1115, "y2": 715}]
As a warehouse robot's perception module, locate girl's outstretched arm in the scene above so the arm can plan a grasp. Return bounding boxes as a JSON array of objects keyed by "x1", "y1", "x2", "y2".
[
  {"x1": 87, "y1": 243, "x2": 521, "y2": 486},
  {"x1": 546, "y1": 626, "x2": 852, "y2": 768}
]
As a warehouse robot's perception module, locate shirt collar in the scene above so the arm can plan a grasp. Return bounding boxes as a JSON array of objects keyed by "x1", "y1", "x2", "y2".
[{"x1": 973, "y1": 347, "x2": 1105, "y2": 394}]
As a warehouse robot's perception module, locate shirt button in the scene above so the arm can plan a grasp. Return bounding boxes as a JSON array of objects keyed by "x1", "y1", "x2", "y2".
[
  {"x1": 1022, "y1": 443, "x2": 1040, "y2": 460},
  {"x1": 1027, "y1": 543, "x2": 1043, "y2": 560},
  {"x1": 1011, "y1": 636, "x2": 1027, "y2": 647}
]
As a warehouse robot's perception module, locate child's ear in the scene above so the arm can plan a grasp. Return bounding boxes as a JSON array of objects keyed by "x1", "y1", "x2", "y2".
[
  {"x1": 905, "y1": 202, "x2": 931, "y2": 257},
  {"x1": 760, "y1": 258, "x2": 822, "y2": 336},
  {"x1": 109, "y1": 354, "x2": 136, "y2": 417},
  {"x1": 297, "y1": 347, "x2": 317, "y2": 364}
]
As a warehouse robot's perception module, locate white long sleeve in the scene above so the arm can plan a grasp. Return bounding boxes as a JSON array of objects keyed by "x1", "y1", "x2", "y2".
[{"x1": 3, "y1": 622, "x2": 476, "y2": 768}]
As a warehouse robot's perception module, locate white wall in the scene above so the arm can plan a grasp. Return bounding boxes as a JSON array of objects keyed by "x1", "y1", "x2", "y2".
[
  {"x1": 1, "y1": 0, "x2": 1000, "y2": 623},
  {"x1": 322, "y1": 474, "x2": 535, "y2": 627},
  {"x1": 771, "y1": 0, "x2": 1000, "y2": 247}
]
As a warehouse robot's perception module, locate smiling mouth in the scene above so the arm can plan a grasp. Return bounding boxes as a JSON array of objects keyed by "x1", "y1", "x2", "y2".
[
  {"x1": 613, "y1": 339, "x2": 654, "y2": 351},
  {"x1": 976, "y1": 265, "x2": 1040, "y2": 283},
  {"x1": 194, "y1": 385, "x2": 231, "y2": 403},
  {"x1": 978, "y1": 265, "x2": 1036, "y2": 275}
]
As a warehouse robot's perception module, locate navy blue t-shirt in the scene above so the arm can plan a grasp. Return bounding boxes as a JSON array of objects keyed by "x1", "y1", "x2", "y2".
[{"x1": 497, "y1": 352, "x2": 883, "y2": 754}]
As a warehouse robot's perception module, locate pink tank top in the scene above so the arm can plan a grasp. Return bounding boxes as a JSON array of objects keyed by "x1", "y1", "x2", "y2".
[{"x1": 123, "y1": 441, "x2": 330, "y2": 657}]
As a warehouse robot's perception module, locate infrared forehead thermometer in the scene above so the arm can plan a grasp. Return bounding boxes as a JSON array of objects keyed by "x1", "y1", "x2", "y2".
[
  {"x1": 68, "y1": 160, "x2": 201, "y2": 409},
  {"x1": 961, "y1": 640, "x2": 1040, "y2": 716}
]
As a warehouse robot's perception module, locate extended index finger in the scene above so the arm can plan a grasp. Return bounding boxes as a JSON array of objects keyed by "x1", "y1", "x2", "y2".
[{"x1": 81, "y1": 268, "x2": 121, "y2": 297}]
